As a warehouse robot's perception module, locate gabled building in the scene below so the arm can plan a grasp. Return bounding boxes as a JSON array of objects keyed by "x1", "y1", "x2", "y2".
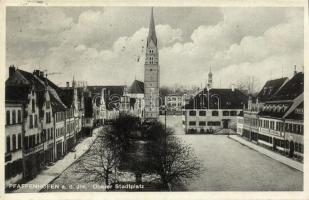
[
  {"x1": 183, "y1": 86, "x2": 248, "y2": 134},
  {"x1": 238, "y1": 70, "x2": 304, "y2": 161},
  {"x1": 5, "y1": 66, "x2": 87, "y2": 186},
  {"x1": 5, "y1": 84, "x2": 31, "y2": 185},
  {"x1": 164, "y1": 95, "x2": 184, "y2": 115}
]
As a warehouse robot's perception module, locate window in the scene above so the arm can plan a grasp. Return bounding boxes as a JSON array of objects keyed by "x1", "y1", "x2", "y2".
[
  {"x1": 189, "y1": 111, "x2": 196, "y2": 116},
  {"x1": 29, "y1": 115, "x2": 33, "y2": 128},
  {"x1": 46, "y1": 101, "x2": 50, "y2": 109},
  {"x1": 6, "y1": 111, "x2": 10, "y2": 125},
  {"x1": 36, "y1": 134, "x2": 40, "y2": 144},
  {"x1": 34, "y1": 115, "x2": 38, "y2": 127},
  {"x1": 230, "y1": 111, "x2": 237, "y2": 116},
  {"x1": 6, "y1": 136, "x2": 10, "y2": 153},
  {"x1": 208, "y1": 121, "x2": 221, "y2": 126},
  {"x1": 18, "y1": 134, "x2": 21, "y2": 149},
  {"x1": 12, "y1": 135, "x2": 16, "y2": 150},
  {"x1": 18, "y1": 110, "x2": 21, "y2": 123},
  {"x1": 24, "y1": 136, "x2": 29, "y2": 149},
  {"x1": 189, "y1": 121, "x2": 196, "y2": 126},
  {"x1": 212, "y1": 111, "x2": 219, "y2": 116},
  {"x1": 223, "y1": 111, "x2": 229, "y2": 116},
  {"x1": 199, "y1": 111, "x2": 206, "y2": 116},
  {"x1": 29, "y1": 136, "x2": 33, "y2": 148},
  {"x1": 199, "y1": 121, "x2": 206, "y2": 126},
  {"x1": 32, "y1": 99, "x2": 35, "y2": 112},
  {"x1": 12, "y1": 110, "x2": 16, "y2": 124}
]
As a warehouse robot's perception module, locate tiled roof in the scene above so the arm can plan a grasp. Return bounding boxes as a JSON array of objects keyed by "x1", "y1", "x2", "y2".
[
  {"x1": 6, "y1": 68, "x2": 68, "y2": 112},
  {"x1": 271, "y1": 72, "x2": 304, "y2": 101},
  {"x1": 50, "y1": 93, "x2": 66, "y2": 112},
  {"x1": 128, "y1": 80, "x2": 144, "y2": 94},
  {"x1": 257, "y1": 77, "x2": 288, "y2": 101},
  {"x1": 185, "y1": 88, "x2": 248, "y2": 109},
  {"x1": 59, "y1": 88, "x2": 74, "y2": 108},
  {"x1": 5, "y1": 85, "x2": 31, "y2": 104},
  {"x1": 258, "y1": 102, "x2": 293, "y2": 119}
]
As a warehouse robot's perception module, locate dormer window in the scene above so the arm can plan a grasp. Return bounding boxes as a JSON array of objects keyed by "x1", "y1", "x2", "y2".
[{"x1": 263, "y1": 87, "x2": 267, "y2": 95}]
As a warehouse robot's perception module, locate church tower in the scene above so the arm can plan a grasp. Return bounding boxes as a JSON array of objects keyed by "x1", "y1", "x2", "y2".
[
  {"x1": 207, "y1": 67, "x2": 213, "y2": 88},
  {"x1": 144, "y1": 8, "x2": 160, "y2": 121}
]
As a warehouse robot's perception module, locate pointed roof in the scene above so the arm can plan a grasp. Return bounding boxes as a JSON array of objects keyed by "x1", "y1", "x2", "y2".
[
  {"x1": 129, "y1": 80, "x2": 144, "y2": 94},
  {"x1": 208, "y1": 66, "x2": 212, "y2": 75},
  {"x1": 147, "y1": 7, "x2": 157, "y2": 46}
]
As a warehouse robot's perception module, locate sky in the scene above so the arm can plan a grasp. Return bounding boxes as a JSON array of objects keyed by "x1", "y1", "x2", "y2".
[{"x1": 6, "y1": 7, "x2": 304, "y2": 91}]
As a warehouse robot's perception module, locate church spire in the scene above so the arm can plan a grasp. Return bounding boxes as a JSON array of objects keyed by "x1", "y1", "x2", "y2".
[{"x1": 147, "y1": 7, "x2": 157, "y2": 46}]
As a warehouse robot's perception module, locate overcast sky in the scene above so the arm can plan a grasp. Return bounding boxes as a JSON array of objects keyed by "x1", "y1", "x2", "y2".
[{"x1": 6, "y1": 7, "x2": 304, "y2": 90}]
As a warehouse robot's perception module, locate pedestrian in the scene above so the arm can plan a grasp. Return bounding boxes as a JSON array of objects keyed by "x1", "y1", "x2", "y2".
[{"x1": 74, "y1": 153, "x2": 76, "y2": 159}]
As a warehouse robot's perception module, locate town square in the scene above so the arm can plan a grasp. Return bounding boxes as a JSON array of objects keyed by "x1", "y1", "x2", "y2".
[{"x1": 4, "y1": 6, "x2": 304, "y2": 193}]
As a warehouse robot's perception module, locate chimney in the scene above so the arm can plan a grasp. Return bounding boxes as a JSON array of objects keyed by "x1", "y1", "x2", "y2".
[
  {"x1": 66, "y1": 82, "x2": 70, "y2": 88},
  {"x1": 294, "y1": 65, "x2": 297, "y2": 76},
  {"x1": 39, "y1": 71, "x2": 44, "y2": 77},
  {"x1": 9, "y1": 65, "x2": 16, "y2": 77},
  {"x1": 231, "y1": 84, "x2": 235, "y2": 92},
  {"x1": 33, "y1": 70, "x2": 40, "y2": 76}
]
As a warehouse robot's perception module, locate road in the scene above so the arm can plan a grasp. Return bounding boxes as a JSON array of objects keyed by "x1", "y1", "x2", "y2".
[{"x1": 160, "y1": 115, "x2": 303, "y2": 191}]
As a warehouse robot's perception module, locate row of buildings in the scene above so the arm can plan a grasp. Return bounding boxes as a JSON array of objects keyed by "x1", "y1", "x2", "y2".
[
  {"x1": 180, "y1": 65, "x2": 304, "y2": 160},
  {"x1": 5, "y1": 66, "x2": 131, "y2": 188},
  {"x1": 237, "y1": 70, "x2": 304, "y2": 160}
]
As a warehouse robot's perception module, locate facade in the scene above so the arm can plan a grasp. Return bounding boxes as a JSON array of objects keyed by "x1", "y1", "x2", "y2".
[
  {"x1": 5, "y1": 66, "x2": 89, "y2": 187},
  {"x1": 5, "y1": 85, "x2": 29, "y2": 185},
  {"x1": 238, "y1": 71, "x2": 304, "y2": 160},
  {"x1": 164, "y1": 95, "x2": 184, "y2": 115},
  {"x1": 144, "y1": 8, "x2": 160, "y2": 121},
  {"x1": 183, "y1": 87, "x2": 247, "y2": 134}
]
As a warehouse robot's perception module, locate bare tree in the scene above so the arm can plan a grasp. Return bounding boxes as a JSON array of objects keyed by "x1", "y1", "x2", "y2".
[
  {"x1": 146, "y1": 122, "x2": 203, "y2": 190},
  {"x1": 74, "y1": 131, "x2": 120, "y2": 186}
]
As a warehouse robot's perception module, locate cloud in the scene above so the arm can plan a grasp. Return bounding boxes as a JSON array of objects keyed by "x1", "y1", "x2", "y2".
[{"x1": 6, "y1": 7, "x2": 303, "y2": 92}]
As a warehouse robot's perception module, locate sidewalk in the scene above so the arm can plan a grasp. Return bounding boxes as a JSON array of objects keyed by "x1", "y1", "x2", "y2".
[
  {"x1": 229, "y1": 135, "x2": 303, "y2": 172},
  {"x1": 14, "y1": 127, "x2": 103, "y2": 193}
]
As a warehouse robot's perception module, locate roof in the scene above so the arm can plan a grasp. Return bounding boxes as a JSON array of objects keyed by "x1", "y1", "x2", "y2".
[
  {"x1": 6, "y1": 68, "x2": 68, "y2": 112},
  {"x1": 128, "y1": 80, "x2": 144, "y2": 94},
  {"x1": 50, "y1": 93, "x2": 66, "y2": 112},
  {"x1": 285, "y1": 101, "x2": 303, "y2": 120},
  {"x1": 185, "y1": 88, "x2": 248, "y2": 109},
  {"x1": 271, "y1": 72, "x2": 304, "y2": 101},
  {"x1": 5, "y1": 85, "x2": 31, "y2": 104},
  {"x1": 59, "y1": 88, "x2": 74, "y2": 108},
  {"x1": 258, "y1": 102, "x2": 293, "y2": 119},
  {"x1": 147, "y1": 8, "x2": 157, "y2": 46},
  {"x1": 257, "y1": 77, "x2": 288, "y2": 101}
]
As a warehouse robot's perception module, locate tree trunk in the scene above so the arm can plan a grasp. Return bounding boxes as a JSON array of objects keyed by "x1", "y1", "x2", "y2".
[{"x1": 105, "y1": 173, "x2": 109, "y2": 186}]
